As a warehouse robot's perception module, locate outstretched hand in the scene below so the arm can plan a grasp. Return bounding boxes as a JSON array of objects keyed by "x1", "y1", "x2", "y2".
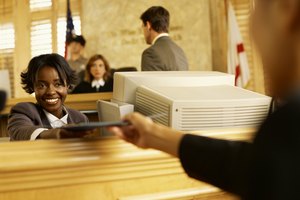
[
  {"x1": 107, "y1": 112, "x2": 184, "y2": 157},
  {"x1": 107, "y1": 112, "x2": 155, "y2": 148}
]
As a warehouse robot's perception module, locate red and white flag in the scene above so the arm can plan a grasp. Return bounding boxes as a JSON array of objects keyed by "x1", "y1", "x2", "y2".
[{"x1": 227, "y1": 1, "x2": 250, "y2": 87}]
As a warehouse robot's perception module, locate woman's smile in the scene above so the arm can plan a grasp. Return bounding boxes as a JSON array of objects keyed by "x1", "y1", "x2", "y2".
[{"x1": 44, "y1": 98, "x2": 60, "y2": 105}]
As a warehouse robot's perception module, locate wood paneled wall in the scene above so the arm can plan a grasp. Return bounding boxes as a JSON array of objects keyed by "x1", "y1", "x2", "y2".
[{"x1": 82, "y1": 0, "x2": 213, "y2": 71}]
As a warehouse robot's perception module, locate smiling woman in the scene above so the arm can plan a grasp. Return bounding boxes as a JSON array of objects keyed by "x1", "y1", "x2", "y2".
[{"x1": 7, "y1": 54, "x2": 91, "y2": 141}]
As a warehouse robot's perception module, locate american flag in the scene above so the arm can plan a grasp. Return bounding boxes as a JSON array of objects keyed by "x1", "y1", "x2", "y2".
[
  {"x1": 227, "y1": 1, "x2": 250, "y2": 88},
  {"x1": 64, "y1": 0, "x2": 75, "y2": 59}
]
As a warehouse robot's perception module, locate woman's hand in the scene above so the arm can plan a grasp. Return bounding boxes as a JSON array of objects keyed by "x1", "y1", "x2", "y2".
[
  {"x1": 39, "y1": 128, "x2": 95, "y2": 139},
  {"x1": 108, "y1": 112, "x2": 184, "y2": 157}
]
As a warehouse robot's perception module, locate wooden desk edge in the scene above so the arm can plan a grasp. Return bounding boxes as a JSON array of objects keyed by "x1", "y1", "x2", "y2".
[
  {"x1": 0, "y1": 92, "x2": 113, "y2": 115},
  {"x1": 0, "y1": 128, "x2": 255, "y2": 194}
]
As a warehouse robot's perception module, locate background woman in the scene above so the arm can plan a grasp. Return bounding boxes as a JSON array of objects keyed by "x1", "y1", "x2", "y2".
[{"x1": 72, "y1": 54, "x2": 113, "y2": 94}]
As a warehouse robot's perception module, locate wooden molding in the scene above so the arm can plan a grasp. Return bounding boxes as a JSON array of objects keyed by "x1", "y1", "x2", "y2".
[
  {"x1": 119, "y1": 187, "x2": 238, "y2": 200},
  {"x1": 0, "y1": 128, "x2": 254, "y2": 200},
  {"x1": 0, "y1": 92, "x2": 113, "y2": 115}
]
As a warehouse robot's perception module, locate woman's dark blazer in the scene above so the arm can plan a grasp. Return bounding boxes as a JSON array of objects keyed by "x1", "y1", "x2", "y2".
[{"x1": 8, "y1": 102, "x2": 88, "y2": 141}]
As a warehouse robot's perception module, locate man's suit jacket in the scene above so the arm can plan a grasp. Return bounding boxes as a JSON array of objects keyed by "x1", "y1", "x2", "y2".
[
  {"x1": 141, "y1": 36, "x2": 189, "y2": 71},
  {"x1": 179, "y1": 94, "x2": 300, "y2": 199},
  {"x1": 8, "y1": 102, "x2": 88, "y2": 141}
]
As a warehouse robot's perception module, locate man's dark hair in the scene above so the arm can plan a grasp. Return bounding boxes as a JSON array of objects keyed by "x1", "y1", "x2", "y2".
[
  {"x1": 140, "y1": 6, "x2": 170, "y2": 33},
  {"x1": 21, "y1": 53, "x2": 77, "y2": 94},
  {"x1": 66, "y1": 35, "x2": 86, "y2": 47}
]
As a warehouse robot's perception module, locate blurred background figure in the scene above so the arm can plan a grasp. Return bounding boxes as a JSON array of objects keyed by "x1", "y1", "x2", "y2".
[
  {"x1": 72, "y1": 54, "x2": 113, "y2": 94},
  {"x1": 67, "y1": 35, "x2": 87, "y2": 84}
]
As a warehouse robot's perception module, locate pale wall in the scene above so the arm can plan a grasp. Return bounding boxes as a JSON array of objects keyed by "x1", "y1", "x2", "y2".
[{"x1": 81, "y1": 0, "x2": 212, "y2": 71}]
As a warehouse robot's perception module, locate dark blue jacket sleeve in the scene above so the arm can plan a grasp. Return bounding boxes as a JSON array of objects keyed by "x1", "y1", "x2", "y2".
[{"x1": 179, "y1": 134, "x2": 252, "y2": 197}]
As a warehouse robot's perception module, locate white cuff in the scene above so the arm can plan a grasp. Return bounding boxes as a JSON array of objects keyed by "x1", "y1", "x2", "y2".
[{"x1": 30, "y1": 128, "x2": 48, "y2": 140}]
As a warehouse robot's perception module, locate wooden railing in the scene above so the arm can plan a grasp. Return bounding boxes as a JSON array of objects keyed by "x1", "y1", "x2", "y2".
[
  {"x1": 0, "y1": 92, "x2": 113, "y2": 115},
  {"x1": 0, "y1": 128, "x2": 254, "y2": 200}
]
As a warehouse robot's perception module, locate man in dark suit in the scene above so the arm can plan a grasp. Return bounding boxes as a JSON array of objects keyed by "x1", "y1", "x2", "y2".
[
  {"x1": 109, "y1": 1, "x2": 300, "y2": 199},
  {"x1": 140, "y1": 6, "x2": 188, "y2": 71}
]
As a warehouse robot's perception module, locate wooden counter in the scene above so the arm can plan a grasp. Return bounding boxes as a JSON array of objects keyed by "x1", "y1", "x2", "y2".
[
  {"x1": 0, "y1": 93, "x2": 113, "y2": 137},
  {"x1": 0, "y1": 128, "x2": 254, "y2": 200}
]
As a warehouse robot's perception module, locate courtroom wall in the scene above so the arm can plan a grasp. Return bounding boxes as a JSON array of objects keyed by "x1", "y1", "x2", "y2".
[{"x1": 81, "y1": 0, "x2": 213, "y2": 71}]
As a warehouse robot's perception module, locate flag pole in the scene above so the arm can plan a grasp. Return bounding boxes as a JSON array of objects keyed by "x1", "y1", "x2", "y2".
[
  {"x1": 225, "y1": 0, "x2": 229, "y2": 74},
  {"x1": 64, "y1": 0, "x2": 75, "y2": 59}
]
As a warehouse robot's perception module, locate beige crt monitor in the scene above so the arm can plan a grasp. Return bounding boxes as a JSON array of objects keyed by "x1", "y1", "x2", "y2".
[
  {"x1": 113, "y1": 71, "x2": 235, "y2": 104},
  {"x1": 135, "y1": 85, "x2": 271, "y2": 131}
]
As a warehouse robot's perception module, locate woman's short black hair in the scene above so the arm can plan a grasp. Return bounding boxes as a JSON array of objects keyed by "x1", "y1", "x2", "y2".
[{"x1": 21, "y1": 53, "x2": 77, "y2": 94}]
